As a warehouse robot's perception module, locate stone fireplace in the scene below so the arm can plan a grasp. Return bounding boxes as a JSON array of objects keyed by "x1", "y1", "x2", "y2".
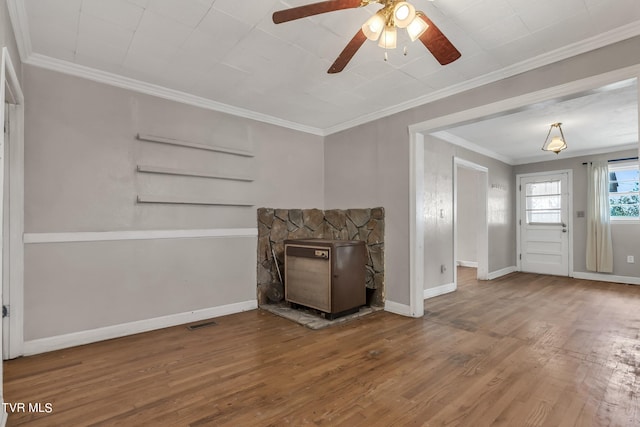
[{"x1": 257, "y1": 207, "x2": 385, "y2": 307}]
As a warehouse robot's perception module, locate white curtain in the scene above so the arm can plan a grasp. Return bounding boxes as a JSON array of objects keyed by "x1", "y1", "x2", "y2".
[{"x1": 586, "y1": 160, "x2": 613, "y2": 272}]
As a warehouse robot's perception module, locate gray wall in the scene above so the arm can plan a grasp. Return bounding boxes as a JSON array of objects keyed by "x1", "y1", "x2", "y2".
[
  {"x1": 514, "y1": 149, "x2": 640, "y2": 278},
  {"x1": 423, "y1": 136, "x2": 515, "y2": 290},
  {"x1": 23, "y1": 65, "x2": 324, "y2": 340},
  {"x1": 457, "y1": 166, "x2": 479, "y2": 264},
  {"x1": 325, "y1": 35, "x2": 640, "y2": 306}
]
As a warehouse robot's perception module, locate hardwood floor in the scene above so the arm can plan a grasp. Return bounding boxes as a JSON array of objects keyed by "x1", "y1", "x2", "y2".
[{"x1": 4, "y1": 268, "x2": 640, "y2": 426}]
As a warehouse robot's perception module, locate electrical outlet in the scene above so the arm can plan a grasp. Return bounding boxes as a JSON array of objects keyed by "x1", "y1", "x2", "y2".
[
  {"x1": 441, "y1": 264, "x2": 447, "y2": 273},
  {"x1": 627, "y1": 255, "x2": 635, "y2": 264}
]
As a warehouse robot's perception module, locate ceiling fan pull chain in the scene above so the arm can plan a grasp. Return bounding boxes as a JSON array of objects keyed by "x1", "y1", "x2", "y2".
[
  {"x1": 384, "y1": 51, "x2": 388, "y2": 62},
  {"x1": 403, "y1": 45, "x2": 408, "y2": 56}
]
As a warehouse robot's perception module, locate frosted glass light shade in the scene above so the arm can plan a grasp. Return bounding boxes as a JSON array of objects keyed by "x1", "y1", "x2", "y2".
[
  {"x1": 362, "y1": 13, "x2": 386, "y2": 41},
  {"x1": 541, "y1": 123, "x2": 567, "y2": 154},
  {"x1": 394, "y1": 2, "x2": 416, "y2": 28},
  {"x1": 378, "y1": 25, "x2": 397, "y2": 49},
  {"x1": 406, "y1": 15, "x2": 428, "y2": 41},
  {"x1": 546, "y1": 136, "x2": 567, "y2": 153}
]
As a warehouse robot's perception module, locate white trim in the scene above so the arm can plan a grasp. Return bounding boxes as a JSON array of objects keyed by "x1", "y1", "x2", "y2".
[
  {"x1": 513, "y1": 143, "x2": 640, "y2": 166},
  {"x1": 408, "y1": 132, "x2": 425, "y2": 318},
  {"x1": 1, "y1": 47, "x2": 25, "y2": 360},
  {"x1": 24, "y1": 53, "x2": 325, "y2": 137},
  {"x1": 384, "y1": 300, "x2": 413, "y2": 317},
  {"x1": 0, "y1": 410, "x2": 7, "y2": 427},
  {"x1": 23, "y1": 228, "x2": 258, "y2": 244},
  {"x1": 573, "y1": 272, "x2": 640, "y2": 286},
  {"x1": 434, "y1": 131, "x2": 515, "y2": 165},
  {"x1": 487, "y1": 266, "x2": 518, "y2": 280},
  {"x1": 22, "y1": 300, "x2": 258, "y2": 356},
  {"x1": 457, "y1": 261, "x2": 479, "y2": 268},
  {"x1": 423, "y1": 282, "x2": 456, "y2": 299}
]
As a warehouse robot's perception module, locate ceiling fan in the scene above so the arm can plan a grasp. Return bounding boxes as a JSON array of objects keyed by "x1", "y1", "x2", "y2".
[{"x1": 273, "y1": 0, "x2": 461, "y2": 74}]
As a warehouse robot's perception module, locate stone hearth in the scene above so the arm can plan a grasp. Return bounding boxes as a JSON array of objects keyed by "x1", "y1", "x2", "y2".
[{"x1": 257, "y1": 207, "x2": 385, "y2": 307}]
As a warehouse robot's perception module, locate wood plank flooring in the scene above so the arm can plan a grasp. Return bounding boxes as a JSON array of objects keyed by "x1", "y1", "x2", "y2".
[{"x1": 4, "y1": 268, "x2": 640, "y2": 426}]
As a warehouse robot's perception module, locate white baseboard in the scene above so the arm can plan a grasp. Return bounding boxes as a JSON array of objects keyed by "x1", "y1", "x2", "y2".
[
  {"x1": 488, "y1": 266, "x2": 518, "y2": 280},
  {"x1": 572, "y1": 272, "x2": 640, "y2": 285},
  {"x1": 457, "y1": 261, "x2": 478, "y2": 268},
  {"x1": 424, "y1": 282, "x2": 456, "y2": 299},
  {"x1": 22, "y1": 300, "x2": 258, "y2": 356},
  {"x1": 384, "y1": 300, "x2": 413, "y2": 317}
]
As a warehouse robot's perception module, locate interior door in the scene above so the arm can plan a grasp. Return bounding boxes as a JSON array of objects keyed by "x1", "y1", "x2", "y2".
[{"x1": 519, "y1": 173, "x2": 570, "y2": 276}]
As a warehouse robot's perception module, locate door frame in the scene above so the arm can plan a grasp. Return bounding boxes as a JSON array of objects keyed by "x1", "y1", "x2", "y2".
[
  {"x1": 408, "y1": 66, "x2": 639, "y2": 318},
  {"x1": 1, "y1": 47, "x2": 25, "y2": 359},
  {"x1": 516, "y1": 170, "x2": 574, "y2": 276},
  {"x1": 453, "y1": 157, "x2": 489, "y2": 284}
]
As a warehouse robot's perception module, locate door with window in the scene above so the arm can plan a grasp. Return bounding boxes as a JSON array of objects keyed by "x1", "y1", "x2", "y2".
[{"x1": 519, "y1": 172, "x2": 570, "y2": 276}]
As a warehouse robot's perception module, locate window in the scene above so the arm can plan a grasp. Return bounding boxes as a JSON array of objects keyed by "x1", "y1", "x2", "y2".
[
  {"x1": 609, "y1": 163, "x2": 639, "y2": 220},
  {"x1": 525, "y1": 180, "x2": 562, "y2": 224}
]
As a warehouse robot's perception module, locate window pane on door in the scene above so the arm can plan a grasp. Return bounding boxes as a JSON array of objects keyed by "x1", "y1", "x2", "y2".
[{"x1": 525, "y1": 180, "x2": 562, "y2": 224}]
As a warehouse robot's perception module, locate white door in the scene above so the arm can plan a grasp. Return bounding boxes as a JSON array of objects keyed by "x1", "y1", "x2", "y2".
[{"x1": 519, "y1": 173, "x2": 570, "y2": 276}]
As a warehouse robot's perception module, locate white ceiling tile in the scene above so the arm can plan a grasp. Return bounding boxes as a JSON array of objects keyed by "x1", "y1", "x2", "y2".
[
  {"x1": 471, "y1": 15, "x2": 531, "y2": 50},
  {"x1": 128, "y1": 9, "x2": 193, "y2": 59},
  {"x1": 587, "y1": 0, "x2": 640, "y2": 33},
  {"x1": 196, "y1": 9, "x2": 252, "y2": 48},
  {"x1": 21, "y1": 0, "x2": 640, "y2": 131},
  {"x1": 125, "y1": 0, "x2": 151, "y2": 8},
  {"x1": 81, "y1": 0, "x2": 144, "y2": 31},
  {"x1": 78, "y1": 13, "x2": 135, "y2": 50},
  {"x1": 147, "y1": 0, "x2": 214, "y2": 28},
  {"x1": 508, "y1": 0, "x2": 588, "y2": 32},
  {"x1": 30, "y1": 24, "x2": 77, "y2": 57},
  {"x1": 213, "y1": 0, "x2": 282, "y2": 27}
]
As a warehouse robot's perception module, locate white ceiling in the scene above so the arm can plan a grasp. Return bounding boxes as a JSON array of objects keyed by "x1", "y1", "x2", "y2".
[
  {"x1": 12, "y1": 0, "x2": 640, "y2": 148},
  {"x1": 434, "y1": 79, "x2": 639, "y2": 164}
]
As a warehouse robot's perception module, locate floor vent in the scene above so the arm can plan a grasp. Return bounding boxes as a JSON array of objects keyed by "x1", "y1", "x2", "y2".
[{"x1": 187, "y1": 320, "x2": 217, "y2": 330}]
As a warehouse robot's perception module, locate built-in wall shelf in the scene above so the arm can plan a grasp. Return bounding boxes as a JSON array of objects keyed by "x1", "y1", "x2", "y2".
[
  {"x1": 137, "y1": 194, "x2": 254, "y2": 207},
  {"x1": 136, "y1": 133, "x2": 254, "y2": 158},
  {"x1": 137, "y1": 165, "x2": 254, "y2": 182}
]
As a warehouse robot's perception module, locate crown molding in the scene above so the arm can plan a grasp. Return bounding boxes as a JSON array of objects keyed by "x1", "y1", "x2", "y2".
[
  {"x1": 324, "y1": 20, "x2": 640, "y2": 136},
  {"x1": 24, "y1": 54, "x2": 325, "y2": 136},
  {"x1": 8, "y1": 0, "x2": 324, "y2": 136},
  {"x1": 7, "y1": 0, "x2": 640, "y2": 137},
  {"x1": 431, "y1": 131, "x2": 515, "y2": 165},
  {"x1": 512, "y1": 143, "x2": 640, "y2": 166}
]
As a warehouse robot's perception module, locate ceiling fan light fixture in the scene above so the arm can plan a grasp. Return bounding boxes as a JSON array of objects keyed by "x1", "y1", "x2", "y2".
[
  {"x1": 406, "y1": 14, "x2": 429, "y2": 41},
  {"x1": 378, "y1": 25, "x2": 397, "y2": 49},
  {"x1": 362, "y1": 12, "x2": 386, "y2": 41},
  {"x1": 394, "y1": 2, "x2": 416, "y2": 28},
  {"x1": 542, "y1": 122, "x2": 567, "y2": 154}
]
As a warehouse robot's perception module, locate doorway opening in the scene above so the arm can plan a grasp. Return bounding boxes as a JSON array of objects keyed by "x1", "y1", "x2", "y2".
[
  {"x1": 408, "y1": 68, "x2": 640, "y2": 318},
  {"x1": 454, "y1": 158, "x2": 489, "y2": 285}
]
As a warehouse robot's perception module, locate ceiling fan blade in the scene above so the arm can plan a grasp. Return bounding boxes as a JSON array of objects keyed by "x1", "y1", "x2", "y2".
[
  {"x1": 273, "y1": 0, "x2": 363, "y2": 24},
  {"x1": 418, "y1": 14, "x2": 461, "y2": 65},
  {"x1": 328, "y1": 29, "x2": 367, "y2": 74}
]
